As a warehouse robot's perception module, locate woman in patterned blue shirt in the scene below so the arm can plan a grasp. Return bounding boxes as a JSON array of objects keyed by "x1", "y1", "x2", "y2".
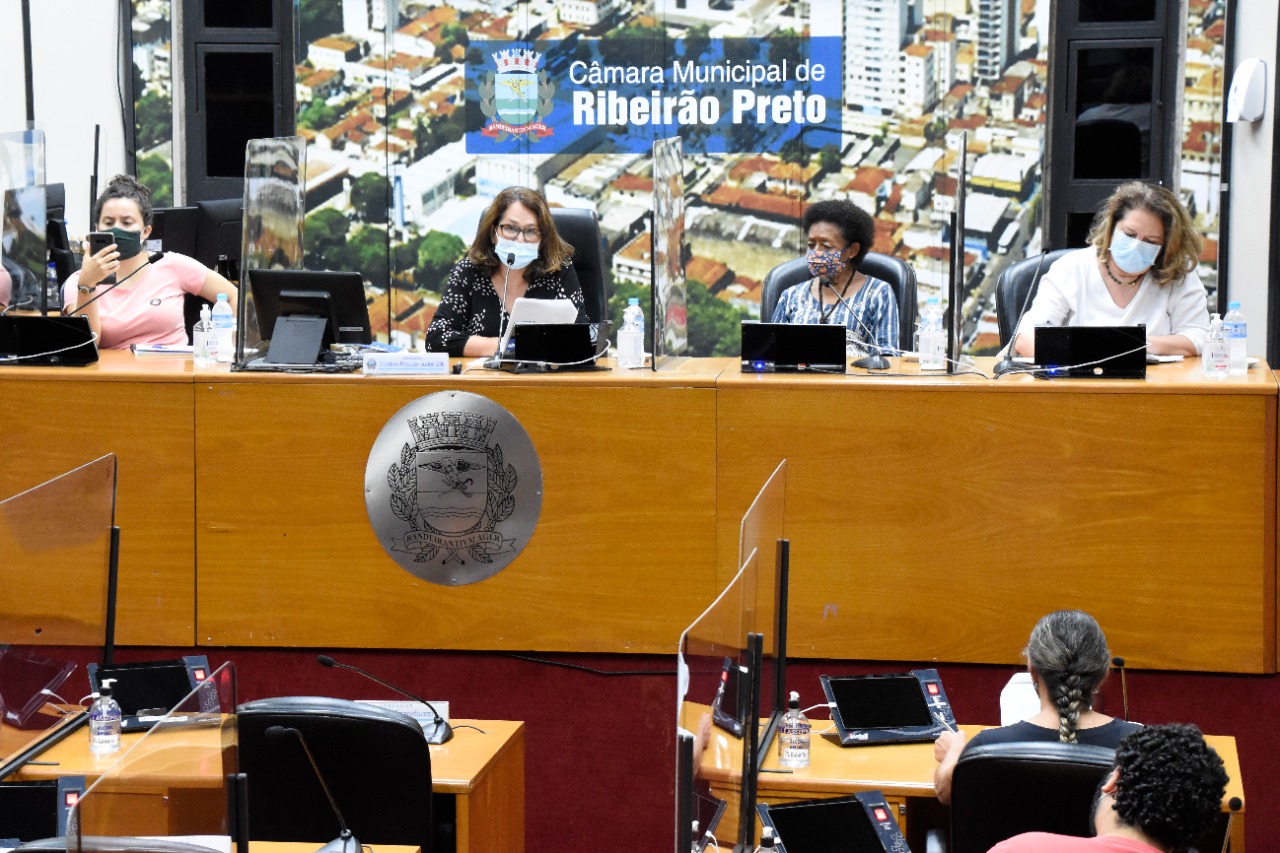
[{"x1": 770, "y1": 199, "x2": 899, "y2": 355}]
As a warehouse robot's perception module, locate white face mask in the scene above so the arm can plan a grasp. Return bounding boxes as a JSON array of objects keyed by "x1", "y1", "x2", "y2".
[
  {"x1": 495, "y1": 237, "x2": 539, "y2": 270},
  {"x1": 1109, "y1": 227, "x2": 1162, "y2": 275}
]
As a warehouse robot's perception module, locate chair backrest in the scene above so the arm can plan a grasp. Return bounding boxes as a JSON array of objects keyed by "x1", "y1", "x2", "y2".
[
  {"x1": 949, "y1": 741, "x2": 1116, "y2": 853},
  {"x1": 236, "y1": 696, "x2": 433, "y2": 851},
  {"x1": 759, "y1": 253, "x2": 917, "y2": 353},
  {"x1": 995, "y1": 249, "x2": 1074, "y2": 349},
  {"x1": 550, "y1": 207, "x2": 606, "y2": 324}
]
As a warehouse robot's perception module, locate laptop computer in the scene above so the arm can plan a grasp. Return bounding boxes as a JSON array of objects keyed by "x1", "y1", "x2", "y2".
[
  {"x1": 820, "y1": 669, "x2": 956, "y2": 746},
  {"x1": 495, "y1": 297, "x2": 579, "y2": 359},
  {"x1": 87, "y1": 656, "x2": 214, "y2": 732},
  {"x1": 0, "y1": 315, "x2": 98, "y2": 366},
  {"x1": 756, "y1": 792, "x2": 912, "y2": 853},
  {"x1": 506, "y1": 321, "x2": 609, "y2": 371},
  {"x1": 1033, "y1": 324, "x2": 1147, "y2": 378},
  {"x1": 741, "y1": 322, "x2": 845, "y2": 373}
]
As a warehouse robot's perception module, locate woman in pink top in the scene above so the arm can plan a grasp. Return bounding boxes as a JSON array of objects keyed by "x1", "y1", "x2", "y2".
[{"x1": 63, "y1": 175, "x2": 237, "y2": 349}]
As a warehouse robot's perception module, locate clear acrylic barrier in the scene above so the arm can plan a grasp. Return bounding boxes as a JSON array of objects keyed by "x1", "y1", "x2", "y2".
[
  {"x1": 0, "y1": 456, "x2": 117, "y2": 762},
  {"x1": 236, "y1": 137, "x2": 306, "y2": 364},
  {"x1": 738, "y1": 460, "x2": 787, "y2": 755},
  {"x1": 67, "y1": 661, "x2": 238, "y2": 853},
  {"x1": 0, "y1": 130, "x2": 46, "y2": 192},
  {"x1": 677, "y1": 549, "x2": 754, "y2": 853},
  {"x1": 652, "y1": 136, "x2": 688, "y2": 369}
]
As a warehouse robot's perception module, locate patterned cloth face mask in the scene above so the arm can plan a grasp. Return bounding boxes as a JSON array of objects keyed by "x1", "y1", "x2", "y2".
[{"x1": 806, "y1": 247, "x2": 847, "y2": 280}]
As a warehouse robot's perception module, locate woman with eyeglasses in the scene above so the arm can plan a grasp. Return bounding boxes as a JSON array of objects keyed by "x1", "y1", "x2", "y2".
[
  {"x1": 425, "y1": 186, "x2": 585, "y2": 357},
  {"x1": 1012, "y1": 181, "x2": 1209, "y2": 359}
]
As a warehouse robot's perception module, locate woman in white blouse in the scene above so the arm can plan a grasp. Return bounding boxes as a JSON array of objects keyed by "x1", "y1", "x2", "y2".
[{"x1": 1014, "y1": 181, "x2": 1208, "y2": 359}]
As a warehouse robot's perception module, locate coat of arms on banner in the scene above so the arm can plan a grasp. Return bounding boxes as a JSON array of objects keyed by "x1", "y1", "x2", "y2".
[
  {"x1": 479, "y1": 48, "x2": 555, "y2": 141},
  {"x1": 365, "y1": 391, "x2": 543, "y2": 585}
]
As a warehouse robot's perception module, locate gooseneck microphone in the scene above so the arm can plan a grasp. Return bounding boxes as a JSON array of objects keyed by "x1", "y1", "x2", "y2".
[
  {"x1": 72, "y1": 251, "x2": 166, "y2": 315},
  {"x1": 485, "y1": 252, "x2": 518, "y2": 368},
  {"x1": 265, "y1": 725, "x2": 358, "y2": 853},
  {"x1": 316, "y1": 654, "x2": 454, "y2": 744},
  {"x1": 993, "y1": 250, "x2": 1047, "y2": 376},
  {"x1": 823, "y1": 278, "x2": 890, "y2": 370},
  {"x1": 1111, "y1": 656, "x2": 1129, "y2": 721}
]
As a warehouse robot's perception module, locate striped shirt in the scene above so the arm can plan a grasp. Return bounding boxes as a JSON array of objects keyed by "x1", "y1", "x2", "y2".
[{"x1": 770, "y1": 276, "x2": 900, "y2": 354}]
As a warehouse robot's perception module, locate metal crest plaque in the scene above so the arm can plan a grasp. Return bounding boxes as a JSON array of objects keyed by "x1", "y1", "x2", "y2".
[{"x1": 365, "y1": 391, "x2": 542, "y2": 585}]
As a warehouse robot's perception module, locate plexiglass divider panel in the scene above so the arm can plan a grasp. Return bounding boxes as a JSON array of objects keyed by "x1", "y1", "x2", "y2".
[
  {"x1": 0, "y1": 455, "x2": 117, "y2": 772},
  {"x1": 236, "y1": 136, "x2": 306, "y2": 364},
  {"x1": 67, "y1": 661, "x2": 238, "y2": 851}
]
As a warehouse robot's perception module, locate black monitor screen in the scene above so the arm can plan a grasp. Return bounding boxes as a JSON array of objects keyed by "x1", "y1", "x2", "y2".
[
  {"x1": 248, "y1": 269, "x2": 372, "y2": 347},
  {"x1": 765, "y1": 797, "x2": 885, "y2": 853},
  {"x1": 828, "y1": 675, "x2": 933, "y2": 730},
  {"x1": 90, "y1": 660, "x2": 195, "y2": 716},
  {"x1": 0, "y1": 781, "x2": 60, "y2": 842}
]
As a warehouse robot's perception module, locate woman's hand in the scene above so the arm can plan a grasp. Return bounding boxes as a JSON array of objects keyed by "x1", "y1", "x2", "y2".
[
  {"x1": 80, "y1": 240, "x2": 120, "y2": 287},
  {"x1": 463, "y1": 335, "x2": 503, "y2": 358}
]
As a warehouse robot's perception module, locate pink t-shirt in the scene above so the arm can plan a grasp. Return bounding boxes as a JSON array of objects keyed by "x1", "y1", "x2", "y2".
[
  {"x1": 65, "y1": 252, "x2": 209, "y2": 349},
  {"x1": 989, "y1": 833, "x2": 1161, "y2": 853}
]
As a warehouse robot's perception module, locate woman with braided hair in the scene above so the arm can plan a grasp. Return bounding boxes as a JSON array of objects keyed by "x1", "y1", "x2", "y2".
[{"x1": 933, "y1": 610, "x2": 1142, "y2": 804}]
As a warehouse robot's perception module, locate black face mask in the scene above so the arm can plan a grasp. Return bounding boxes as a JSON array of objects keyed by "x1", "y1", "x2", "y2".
[{"x1": 109, "y1": 227, "x2": 144, "y2": 260}]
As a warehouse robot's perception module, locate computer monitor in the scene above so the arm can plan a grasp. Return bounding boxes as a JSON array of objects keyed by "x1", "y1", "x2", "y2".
[
  {"x1": 149, "y1": 206, "x2": 199, "y2": 256},
  {"x1": 0, "y1": 778, "x2": 84, "y2": 843},
  {"x1": 194, "y1": 197, "x2": 244, "y2": 271},
  {"x1": 248, "y1": 269, "x2": 372, "y2": 351}
]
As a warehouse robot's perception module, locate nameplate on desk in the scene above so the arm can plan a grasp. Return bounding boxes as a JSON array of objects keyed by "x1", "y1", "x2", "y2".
[
  {"x1": 358, "y1": 698, "x2": 449, "y2": 731},
  {"x1": 362, "y1": 352, "x2": 449, "y2": 375}
]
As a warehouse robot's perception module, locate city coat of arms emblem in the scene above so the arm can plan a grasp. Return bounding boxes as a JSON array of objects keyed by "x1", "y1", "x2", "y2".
[
  {"x1": 365, "y1": 391, "x2": 542, "y2": 585},
  {"x1": 479, "y1": 48, "x2": 555, "y2": 141}
]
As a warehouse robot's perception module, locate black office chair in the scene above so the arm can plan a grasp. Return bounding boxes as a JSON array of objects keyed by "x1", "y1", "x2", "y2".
[
  {"x1": 942, "y1": 741, "x2": 1116, "y2": 853},
  {"x1": 550, "y1": 207, "x2": 606, "y2": 324},
  {"x1": 994, "y1": 249, "x2": 1073, "y2": 349},
  {"x1": 759, "y1": 253, "x2": 918, "y2": 353},
  {"x1": 236, "y1": 696, "x2": 433, "y2": 852}
]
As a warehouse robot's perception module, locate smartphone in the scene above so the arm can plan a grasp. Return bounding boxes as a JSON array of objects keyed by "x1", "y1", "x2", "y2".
[{"x1": 86, "y1": 231, "x2": 116, "y2": 284}]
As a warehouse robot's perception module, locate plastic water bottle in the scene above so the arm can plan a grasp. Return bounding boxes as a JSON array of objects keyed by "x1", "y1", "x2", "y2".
[
  {"x1": 46, "y1": 260, "x2": 60, "y2": 310},
  {"x1": 89, "y1": 679, "x2": 122, "y2": 755},
  {"x1": 919, "y1": 295, "x2": 945, "y2": 371},
  {"x1": 618, "y1": 296, "x2": 645, "y2": 369},
  {"x1": 777, "y1": 690, "x2": 810, "y2": 768},
  {"x1": 212, "y1": 293, "x2": 235, "y2": 363},
  {"x1": 1202, "y1": 313, "x2": 1229, "y2": 379},
  {"x1": 1223, "y1": 300, "x2": 1247, "y2": 376},
  {"x1": 193, "y1": 303, "x2": 215, "y2": 366}
]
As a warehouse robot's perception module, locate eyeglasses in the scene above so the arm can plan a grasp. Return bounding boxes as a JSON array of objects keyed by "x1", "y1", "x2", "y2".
[{"x1": 497, "y1": 222, "x2": 541, "y2": 242}]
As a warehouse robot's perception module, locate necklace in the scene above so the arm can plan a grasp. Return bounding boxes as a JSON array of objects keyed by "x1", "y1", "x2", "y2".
[
  {"x1": 1102, "y1": 258, "x2": 1142, "y2": 288},
  {"x1": 818, "y1": 271, "x2": 855, "y2": 323}
]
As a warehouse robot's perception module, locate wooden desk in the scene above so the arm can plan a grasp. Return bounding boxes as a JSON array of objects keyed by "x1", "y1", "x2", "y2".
[
  {"x1": 700, "y1": 722, "x2": 1246, "y2": 851},
  {"x1": 13, "y1": 718, "x2": 524, "y2": 853},
  {"x1": 716, "y1": 357, "x2": 1278, "y2": 673}
]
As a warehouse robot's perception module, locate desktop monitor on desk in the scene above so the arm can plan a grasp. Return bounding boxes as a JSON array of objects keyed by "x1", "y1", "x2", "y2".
[
  {"x1": 245, "y1": 269, "x2": 371, "y2": 365},
  {"x1": 0, "y1": 777, "x2": 85, "y2": 843}
]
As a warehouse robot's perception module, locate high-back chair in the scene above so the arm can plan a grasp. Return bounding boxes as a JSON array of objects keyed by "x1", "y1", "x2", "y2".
[
  {"x1": 236, "y1": 696, "x2": 434, "y2": 852},
  {"x1": 550, "y1": 207, "x2": 606, "y2": 324},
  {"x1": 995, "y1": 249, "x2": 1073, "y2": 349}
]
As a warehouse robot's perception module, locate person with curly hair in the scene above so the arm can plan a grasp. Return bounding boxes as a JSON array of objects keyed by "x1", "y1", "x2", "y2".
[
  {"x1": 988, "y1": 723, "x2": 1229, "y2": 852},
  {"x1": 770, "y1": 199, "x2": 899, "y2": 355},
  {"x1": 1012, "y1": 181, "x2": 1209, "y2": 359},
  {"x1": 934, "y1": 610, "x2": 1142, "y2": 804},
  {"x1": 63, "y1": 175, "x2": 237, "y2": 349}
]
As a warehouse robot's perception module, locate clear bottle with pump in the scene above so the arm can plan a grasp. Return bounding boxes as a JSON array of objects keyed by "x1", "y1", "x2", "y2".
[
  {"x1": 919, "y1": 295, "x2": 945, "y2": 371},
  {"x1": 777, "y1": 690, "x2": 810, "y2": 768},
  {"x1": 753, "y1": 827, "x2": 777, "y2": 852},
  {"x1": 618, "y1": 297, "x2": 645, "y2": 369},
  {"x1": 193, "y1": 303, "x2": 215, "y2": 366},
  {"x1": 1202, "y1": 313, "x2": 1229, "y2": 379},
  {"x1": 89, "y1": 678, "x2": 122, "y2": 754},
  {"x1": 1222, "y1": 300, "x2": 1247, "y2": 375},
  {"x1": 212, "y1": 293, "x2": 235, "y2": 363}
]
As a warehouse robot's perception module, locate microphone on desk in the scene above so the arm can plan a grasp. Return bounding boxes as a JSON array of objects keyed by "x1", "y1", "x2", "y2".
[
  {"x1": 316, "y1": 654, "x2": 453, "y2": 744},
  {"x1": 265, "y1": 725, "x2": 359, "y2": 853},
  {"x1": 1111, "y1": 656, "x2": 1130, "y2": 721},
  {"x1": 822, "y1": 279, "x2": 890, "y2": 370},
  {"x1": 484, "y1": 252, "x2": 519, "y2": 370},
  {"x1": 993, "y1": 251, "x2": 1048, "y2": 376}
]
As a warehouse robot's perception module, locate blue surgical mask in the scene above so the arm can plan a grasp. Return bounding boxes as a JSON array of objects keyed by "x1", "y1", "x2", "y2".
[
  {"x1": 1109, "y1": 228, "x2": 1161, "y2": 276},
  {"x1": 495, "y1": 237, "x2": 539, "y2": 270}
]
